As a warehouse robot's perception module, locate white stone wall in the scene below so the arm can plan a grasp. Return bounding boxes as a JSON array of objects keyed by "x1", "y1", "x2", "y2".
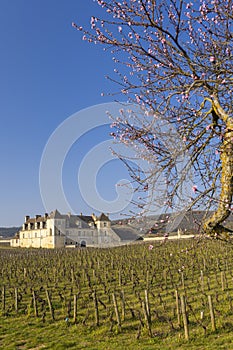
[
  {"x1": 98, "y1": 227, "x2": 121, "y2": 245},
  {"x1": 65, "y1": 227, "x2": 98, "y2": 246}
]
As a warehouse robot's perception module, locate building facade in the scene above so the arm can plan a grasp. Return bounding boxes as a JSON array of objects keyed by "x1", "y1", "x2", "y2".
[{"x1": 11, "y1": 210, "x2": 122, "y2": 249}]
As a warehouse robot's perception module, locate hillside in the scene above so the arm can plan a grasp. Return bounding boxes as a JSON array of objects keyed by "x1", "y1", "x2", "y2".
[
  {"x1": 113, "y1": 210, "x2": 233, "y2": 236},
  {"x1": 0, "y1": 227, "x2": 20, "y2": 238}
]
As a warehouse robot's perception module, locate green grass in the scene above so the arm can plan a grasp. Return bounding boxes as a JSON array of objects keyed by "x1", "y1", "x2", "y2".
[
  {"x1": 1, "y1": 239, "x2": 233, "y2": 349},
  {"x1": 1, "y1": 316, "x2": 233, "y2": 349}
]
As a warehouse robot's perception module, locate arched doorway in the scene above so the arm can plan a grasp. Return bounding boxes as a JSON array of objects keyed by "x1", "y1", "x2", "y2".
[{"x1": 80, "y1": 240, "x2": 86, "y2": 248}]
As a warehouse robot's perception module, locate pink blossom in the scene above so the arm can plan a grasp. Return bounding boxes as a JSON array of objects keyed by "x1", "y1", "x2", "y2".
[
  {"x1": 186, "y1": 2, "x2": 193, "y2": 9},
  {"x1": 192, "y1": 185, "x2": 197, "y2": 193},
  {"x1": 149, "y1": 244, "x2": 154, "y2": 250},
  {"x1": 72, "y1": 23, "x2": 83, "y2": 31},
  {"x1": 209, "y1": 56, "x2": 215, "y2": 62}
]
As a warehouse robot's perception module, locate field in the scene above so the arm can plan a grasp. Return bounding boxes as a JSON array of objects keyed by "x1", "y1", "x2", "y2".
[{"x1": 1, "y1": 238, "x2": 233, "y2": 350}]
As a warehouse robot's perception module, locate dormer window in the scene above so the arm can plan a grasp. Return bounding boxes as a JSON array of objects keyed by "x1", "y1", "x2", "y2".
[{"x1": 76, "y1": 220, "x2": 81, "y2": 227}]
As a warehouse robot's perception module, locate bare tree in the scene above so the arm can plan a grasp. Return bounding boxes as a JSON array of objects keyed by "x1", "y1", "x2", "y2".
[{"x1": 73, "y1": 0, "x2": 233, "y2": 238}]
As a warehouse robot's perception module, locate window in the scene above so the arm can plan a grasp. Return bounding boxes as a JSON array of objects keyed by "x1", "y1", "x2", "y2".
[
  {"x1": 35, "y1": 232, "x2": 37, "y2": 238},
  {"x1": 103, "y1": 222, "x2": 107, "y2": 227}
]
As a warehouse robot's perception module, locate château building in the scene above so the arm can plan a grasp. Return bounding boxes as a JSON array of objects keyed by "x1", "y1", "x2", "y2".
[{"x1": 11, "y1": 210, "x2": 138, "y2": 248}]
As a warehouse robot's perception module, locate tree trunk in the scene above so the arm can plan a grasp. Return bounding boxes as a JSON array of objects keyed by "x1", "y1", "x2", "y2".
[{"x1": 203, "y1": 126, "x2": 233, "y2": 238}]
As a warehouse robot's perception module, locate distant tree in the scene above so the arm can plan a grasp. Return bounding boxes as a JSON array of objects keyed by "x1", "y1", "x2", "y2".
[{"x1": 73, "y1": 0, "x2": 233, "y2": 239}]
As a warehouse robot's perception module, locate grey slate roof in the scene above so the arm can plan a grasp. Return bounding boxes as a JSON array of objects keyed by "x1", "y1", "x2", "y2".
[
  {"x1": 49, "y1": 209, "x2": 63, "y2": 219},
  {"x1": 112, "y1": 226, "x2": 140, "y2": 241}
]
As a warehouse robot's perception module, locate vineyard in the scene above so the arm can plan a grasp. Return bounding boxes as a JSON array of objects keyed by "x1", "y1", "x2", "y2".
[{"x1": 1, "y1": 239, "x2": 233, "y2": 349}]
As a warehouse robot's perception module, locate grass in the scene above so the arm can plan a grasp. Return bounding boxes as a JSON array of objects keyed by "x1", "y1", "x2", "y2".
[
  {"x1": 1, "y1": 239, "x2": 233, "y2": 349},
  {"x1": 1, "y1": 316, "x2": 233, "y2": 349}
]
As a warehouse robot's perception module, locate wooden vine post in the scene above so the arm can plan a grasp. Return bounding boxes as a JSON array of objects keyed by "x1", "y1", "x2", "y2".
[
  {"x1": 208, "y1": 295, "x2": 216, "y2": 331},
  {"x1": 73, "y1": 294, "x2": 77, "y2": 323},
  {"x1": 175, "y1": 290, "x2": 181, "y2": 328},
  {"x1": 142, "y1": 290, "x2": 152, "y2": 337},
  {"x1": 120, "y1": 290, "x2": 125, "y2": 321},
  {"x1": 144, "y1": 290, "x2": 151, "y2": 324},
  {"x1": 180, "y1": 295, "x2": 189, "y2": 340},
  {"x1": 112, "y1": 293, "x2": 121, "y2": 331},
  {"x1": 32, "y1": 290, "x2": 38, "y2": 317},
  {"x1": 93, "y1": 290, "x2": 99, "y2": 326},
  {"x1": 2, "y1": 286, "x2": 5, "y2": 315},
  {"x1": 15, "y1": 287, "x2": 18, "y2": 313},
  {"x1": 46, "y1": 289, "x2": 55, "y2": 320}
]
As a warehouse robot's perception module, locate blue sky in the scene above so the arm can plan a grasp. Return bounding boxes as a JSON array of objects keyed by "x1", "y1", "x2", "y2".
[{"x1": 0, "y1": 0, "x2": 131, "y2": 226}]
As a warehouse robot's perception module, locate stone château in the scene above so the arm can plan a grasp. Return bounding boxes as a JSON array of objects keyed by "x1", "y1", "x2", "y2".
[{"x1": 11, "y1": 210, "x2": 139, "y2": 248}]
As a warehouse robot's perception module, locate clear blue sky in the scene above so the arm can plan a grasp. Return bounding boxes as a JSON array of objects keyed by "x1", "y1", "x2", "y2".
[{"x1": 0, "y1": 0, "x2": 131, "y2": 226}]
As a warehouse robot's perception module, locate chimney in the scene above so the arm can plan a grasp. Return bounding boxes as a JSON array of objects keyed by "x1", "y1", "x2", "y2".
[{"x1": 25, "y1": 215, "x2": 30, "y2": 223}]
